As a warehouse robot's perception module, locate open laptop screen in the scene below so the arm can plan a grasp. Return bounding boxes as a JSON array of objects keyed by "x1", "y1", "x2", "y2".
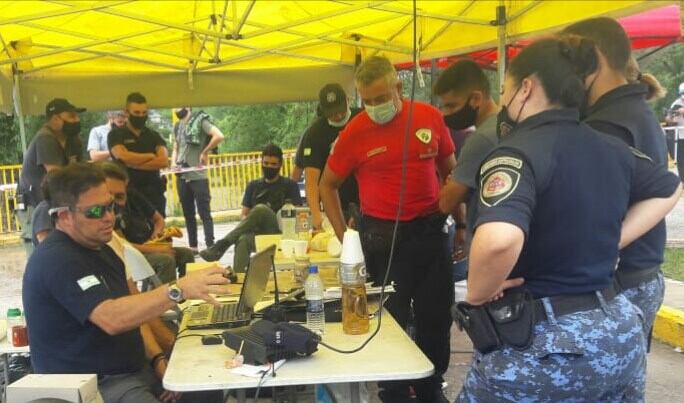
[{"x1": 238, "y1": 244, "x2": 276, "y2": 312}]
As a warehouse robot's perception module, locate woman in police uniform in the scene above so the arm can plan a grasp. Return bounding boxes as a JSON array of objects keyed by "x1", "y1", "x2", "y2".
[
  {"x1": 456, "y1": 37, "x2": 681, "y2": 402},
  {"x1": 562, "y1": 18, "x2": 670, "y2": 349}
]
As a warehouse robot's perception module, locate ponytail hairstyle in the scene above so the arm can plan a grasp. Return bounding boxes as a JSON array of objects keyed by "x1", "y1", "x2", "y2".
[
  {"x1": 563, "y1": 17, "x2": 630, "y2": 71},
  {"x1": 563, "y1": 17, "x2": 666, "y2": 101},
  {"x1": 507, "y1": 37, "x2": 597, "y2": 108},
  {"x1": 625, "y1": 56, "x2": 666, "y2": 101}
]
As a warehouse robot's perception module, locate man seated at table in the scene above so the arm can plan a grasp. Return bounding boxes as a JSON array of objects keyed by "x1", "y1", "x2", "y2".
[
  {"x1": 200, "y1": 144, "x2": 302, "y2": 271},
  {"x1": 23, "y1": 162, "x2": 228, "y2": 403},
  {"x1": 101, "y1": 161, "x2": 195, "y2": 283}
]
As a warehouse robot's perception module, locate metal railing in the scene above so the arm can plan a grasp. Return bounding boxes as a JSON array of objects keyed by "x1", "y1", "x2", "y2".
[
  {"x1": 0, "y1": 165, "x2": 21, "y2": 235},
  {"x1": 0, "y1": 151, "x2": 296, "y2": 237}
]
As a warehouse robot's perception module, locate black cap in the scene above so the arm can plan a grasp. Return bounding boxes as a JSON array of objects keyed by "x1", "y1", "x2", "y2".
[
  {"x1": 45, "y1": 98, "x2": 86, "y2": 118},
  {"x1": 318, "y1": 83, "x2": 347, "y2": 118}
]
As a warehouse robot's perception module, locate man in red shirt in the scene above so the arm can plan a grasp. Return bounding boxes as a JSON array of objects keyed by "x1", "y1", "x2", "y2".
[{"x1": 320, "y1": 56, "x2": 456, "y2": 403}]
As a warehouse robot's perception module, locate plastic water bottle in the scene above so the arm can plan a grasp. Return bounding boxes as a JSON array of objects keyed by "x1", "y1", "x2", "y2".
[
  {"x1": 304, "y1": 265, "x2": 325, "y2": 334},
  {"x1": 280, "y1": 202, "x2": 297, "y2": 240}
]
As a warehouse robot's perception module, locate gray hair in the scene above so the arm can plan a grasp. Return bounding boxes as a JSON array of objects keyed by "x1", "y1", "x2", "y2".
[{"x1": 355, "y1": 55, "x2": 397, "y2": 87}]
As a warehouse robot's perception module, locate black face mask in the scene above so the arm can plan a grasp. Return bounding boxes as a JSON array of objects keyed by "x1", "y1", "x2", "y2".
[
  {"x1": 496, "y1": 85, "x2": 526, "y2": 138},
  {"x1": 262, "y1": 166, "x2": 280, "y2": 180},
  {"x1": 175, "y1": 108, "x2": 189, "y2": 120},
  {"x1": 443, "y1": 98, "x2": 478, "y2": 131},
  {"x1": 62, "y1": 121, "x2": 81, "y2": 137},
  {"x1": 129, "y1": 114, "x2": 148, "y2": 130}
]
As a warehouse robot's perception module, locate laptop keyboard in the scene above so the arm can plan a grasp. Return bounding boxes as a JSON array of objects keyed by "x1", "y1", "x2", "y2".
[{"x1": 211, "y1": 303, "x2": 239, "y2": 322}]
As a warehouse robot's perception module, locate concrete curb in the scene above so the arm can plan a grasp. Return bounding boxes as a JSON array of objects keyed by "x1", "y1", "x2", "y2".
[{"x1": 654, "y1": 306, "x2": 684, "y2": 349}]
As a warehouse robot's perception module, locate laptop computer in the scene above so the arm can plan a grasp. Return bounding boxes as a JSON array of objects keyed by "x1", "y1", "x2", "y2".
[{"x1": 185, "y1": 244, "x2": 276, "y2": 329}]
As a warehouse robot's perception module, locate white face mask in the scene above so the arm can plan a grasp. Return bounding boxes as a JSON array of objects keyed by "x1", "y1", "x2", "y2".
[
  {"x1": 365, "y1": 99, "x2": 398, "y2": 125},
  {"x1": 328, "y1": 108, "x2": 351, "y2": 128}
]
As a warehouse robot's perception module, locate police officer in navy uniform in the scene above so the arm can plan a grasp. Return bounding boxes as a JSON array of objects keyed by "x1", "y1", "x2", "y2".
[
  {"x1": 562, "y1": 18, "x2": 670, "y2": 348},
  {"x1": 455, "y1": 37, "x2": 681, "y2": 402}
]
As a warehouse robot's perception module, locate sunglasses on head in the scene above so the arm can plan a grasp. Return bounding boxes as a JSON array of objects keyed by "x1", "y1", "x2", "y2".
[{"x1": 49, "y1": 201, "x2": 116, "y2": 219}]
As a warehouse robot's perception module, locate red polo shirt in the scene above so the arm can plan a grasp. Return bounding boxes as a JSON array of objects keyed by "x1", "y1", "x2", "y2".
[{"x1": 327, "y1": 100, "x2": 454, "y2": 220}]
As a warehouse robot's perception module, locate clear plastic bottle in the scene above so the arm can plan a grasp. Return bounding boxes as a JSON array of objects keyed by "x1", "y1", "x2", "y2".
[
  {"x1": 304, "y1": 265, "x2": 325, "y2": 334},
  {"x1": 280, "y1": 202, "x2": 297, "y2": 240}
]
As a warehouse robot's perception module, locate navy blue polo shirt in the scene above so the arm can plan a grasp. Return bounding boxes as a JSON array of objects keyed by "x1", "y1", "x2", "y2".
[
  {"x1": 584, "y1": 84, "x2": 669, "y2": 273},
  {"x1": 23, "y1": 230, "x2": 145, "y2": 375},
  {"x1": 475, "y1": 109, "x2": 679, "y2": 298}
]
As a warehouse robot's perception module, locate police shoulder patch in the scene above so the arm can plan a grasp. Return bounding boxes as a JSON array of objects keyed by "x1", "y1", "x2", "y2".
[
  {"x1": 629, "y1": 147, "x2": 653, "y2": 162},
  {"x1": 480, "y1": 156, "x2": 523, "y2": 175},
  {"x1": 480, "y1": 168, "x2": 521, "y2": 207},
  {"x1": 479, "y1": 155, "x2": 523, "y2": 207}
]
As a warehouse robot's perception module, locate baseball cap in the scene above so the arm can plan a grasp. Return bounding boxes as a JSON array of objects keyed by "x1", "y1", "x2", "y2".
[
  {"x1": 45, "y1": 98, "x2": 86, "y2": 117},
  {"x1": 318, "y1": 83, "x2": 347, "y2": 118}
]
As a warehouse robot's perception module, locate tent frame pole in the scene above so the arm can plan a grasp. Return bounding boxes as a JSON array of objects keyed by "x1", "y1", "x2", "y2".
[
  {"x1": 12, "y1": 72, "x2": 27, "y2": 153},
  {"x1": 496, "y1": 3, "x2": 507, "y2": 94}
]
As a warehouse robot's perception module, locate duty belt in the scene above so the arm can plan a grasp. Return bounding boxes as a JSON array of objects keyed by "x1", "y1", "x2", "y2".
[
  {"x1": 614, "y1": 266, "x2": 661, "y2": 291},
  {"x1": 533, "y1": 284, "x2": 619, "y2": 324}
]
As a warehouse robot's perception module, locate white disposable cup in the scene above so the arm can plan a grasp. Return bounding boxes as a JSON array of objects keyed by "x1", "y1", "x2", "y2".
[
  {"x1": 341, "y1": 229, "x2": 364, "y2": 264},
  {"x1": 280, "y1": 239, "x2": 296, "y2": 258},
  {"x1": 293, "y1": 240, "x2": 308, "y2": 257}
]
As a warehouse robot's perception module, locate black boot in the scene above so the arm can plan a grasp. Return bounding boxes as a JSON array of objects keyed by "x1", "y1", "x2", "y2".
[{"x1": 199, "y1": 239, "x2": 230, "y2": 262}]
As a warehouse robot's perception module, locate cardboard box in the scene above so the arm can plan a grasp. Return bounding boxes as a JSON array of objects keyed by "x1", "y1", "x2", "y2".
[{"x1": 7, "y1": 374, "x2": 103, "y2": 403}]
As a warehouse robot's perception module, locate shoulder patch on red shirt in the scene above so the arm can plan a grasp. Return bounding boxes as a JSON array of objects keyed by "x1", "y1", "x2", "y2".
[{"x1": 415, "y1": 128, "x2": 432, "y2": 144}]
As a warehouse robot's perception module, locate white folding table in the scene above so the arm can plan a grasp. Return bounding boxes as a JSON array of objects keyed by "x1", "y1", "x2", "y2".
[{"x1": 164, "y1": 312, "x2": 433, "y2": 403}]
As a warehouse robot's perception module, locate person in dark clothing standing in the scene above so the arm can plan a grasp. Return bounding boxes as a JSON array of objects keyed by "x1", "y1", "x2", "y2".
[
  {"x1": 108, "y1": 92, "x2": 169, "y2": 216},
  {"x1": 562, "y1": 18, "x2": 669, "y2": 349},
  {"x1": 301, "y1": 83, "x2": 361, "y2": 230},
  {"x1": 16, "y1": 98, "x2": 85, "y2": 257},
  {"x1": 172, "y1": 107, "x2": 225, "y2": 252}
]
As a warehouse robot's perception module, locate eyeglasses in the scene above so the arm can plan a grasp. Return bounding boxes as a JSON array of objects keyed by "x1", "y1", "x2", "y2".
[{"x1": 49, "y1": 201, "x2": 116, "y2": 219}]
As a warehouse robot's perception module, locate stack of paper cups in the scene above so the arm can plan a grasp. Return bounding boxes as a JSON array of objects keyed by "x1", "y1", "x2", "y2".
[{"x1": 341, "y1": 229, "x2": 364, "y2": 264}]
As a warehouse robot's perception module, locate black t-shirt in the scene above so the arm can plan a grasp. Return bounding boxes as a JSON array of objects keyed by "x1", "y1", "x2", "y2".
[
  {"x1": 115, "y1": 188, "x2": 157, "y2": 244},
  {"x1": 18, "y1": 126, "x2": 83, "y2": 205},
  {"x1": 300, "y1": 109, "x2": 361, "y2": 209},
  {"x1": 108, "y1": 125, "x2": 166, "y2": 188},
  {"x1": 23, "y1": 230, "x2": 145, "y2": 375},
  {"x1": 242, "y1": 177, "x2": 302, "y2": 212}
]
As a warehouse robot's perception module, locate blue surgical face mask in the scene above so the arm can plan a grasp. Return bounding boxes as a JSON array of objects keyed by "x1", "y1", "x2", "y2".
[
  {"x1": 365, "y1": 99, "x2": 398, "y2": 125},
  {"x1": 328, "y1": 108, "x2": 351, "y2": 128}
]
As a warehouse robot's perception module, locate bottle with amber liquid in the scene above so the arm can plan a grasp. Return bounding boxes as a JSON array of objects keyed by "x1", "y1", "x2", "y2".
[{"x1": 340, "y1": 262, "x2": 369, "y2": 335}]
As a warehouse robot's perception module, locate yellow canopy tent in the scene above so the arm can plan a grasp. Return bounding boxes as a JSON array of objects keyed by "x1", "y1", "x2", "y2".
[{"x1": 0, "y1": 0, "x2": 675, "y2": 148}]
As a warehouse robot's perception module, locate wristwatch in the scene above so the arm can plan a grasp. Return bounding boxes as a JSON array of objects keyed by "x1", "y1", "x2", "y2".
[{"x1": 167, "y1": 283, "x2": 186, "y2": 304}]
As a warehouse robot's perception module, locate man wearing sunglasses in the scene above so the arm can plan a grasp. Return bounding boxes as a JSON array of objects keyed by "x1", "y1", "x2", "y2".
[
  {"x1": 23, "y1": 163, "x2": 229, "y2": 403},
  {"x1": 100, "y1": 162, "x2": 195, "y2": 283}
]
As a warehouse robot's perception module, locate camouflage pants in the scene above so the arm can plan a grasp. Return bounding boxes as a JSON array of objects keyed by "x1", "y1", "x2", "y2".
[
  {"x1": 457, "y1": 293, "x2": 646, "y2": 403},
  {"x1": 621, "y1": 271, "x2": 665, "y2": 338}
]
